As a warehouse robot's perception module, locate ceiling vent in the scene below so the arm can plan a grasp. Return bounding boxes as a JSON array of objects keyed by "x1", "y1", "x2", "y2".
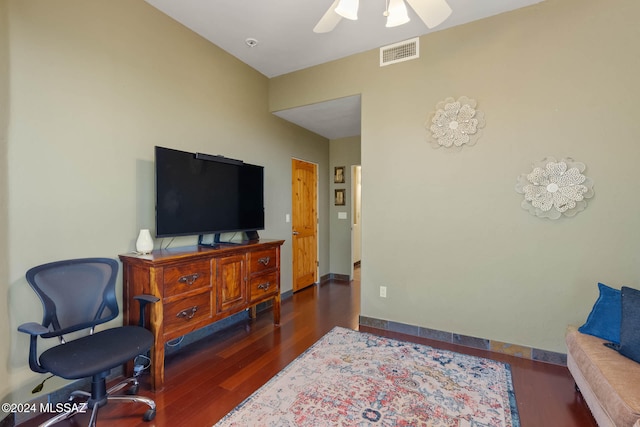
[{"x1": 380, "y1": 37, "x2": 419, "y2": 67}]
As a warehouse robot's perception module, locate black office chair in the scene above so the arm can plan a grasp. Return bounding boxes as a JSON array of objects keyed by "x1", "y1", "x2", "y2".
[{"x1": 18, "y1": 258, "x2": 157, "y2": 427}]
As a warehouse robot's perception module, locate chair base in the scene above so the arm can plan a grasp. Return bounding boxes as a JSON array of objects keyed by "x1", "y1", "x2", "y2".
[{"x1": 38, "y1": 376, "x2": 156, "y2": 427}]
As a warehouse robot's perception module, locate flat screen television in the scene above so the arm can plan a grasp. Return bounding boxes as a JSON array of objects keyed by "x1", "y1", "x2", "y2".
[{"x1": 155, "y1": 146, "x2": 264, "y2": 244}]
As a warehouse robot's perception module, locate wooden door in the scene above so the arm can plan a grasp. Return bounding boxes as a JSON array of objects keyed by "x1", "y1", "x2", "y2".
[
  {"x1": 216, "y1": 254, "x2": 246, "y2": 313},
  {"x1": 291, "y1": 159, "x2": 318, "y2": 292}
]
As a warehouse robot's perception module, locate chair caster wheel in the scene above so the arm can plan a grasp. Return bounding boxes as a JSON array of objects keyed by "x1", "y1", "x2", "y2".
[
  {"x1": 126, "y1": 384, "x2": 139, "y2": 395},
  {"x1": 143, "y1": 408, "x2": 156, "y2": 422}
]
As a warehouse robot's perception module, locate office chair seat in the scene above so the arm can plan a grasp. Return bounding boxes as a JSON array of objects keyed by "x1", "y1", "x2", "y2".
[{"x1": 39, "y1": 326, "x2": 153, "y2": 380}]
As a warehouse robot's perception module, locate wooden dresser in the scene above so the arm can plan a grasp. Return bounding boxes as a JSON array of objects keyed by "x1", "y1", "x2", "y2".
[{"x1": 119, "y1": 239, "x2": 284, "y2": 391}]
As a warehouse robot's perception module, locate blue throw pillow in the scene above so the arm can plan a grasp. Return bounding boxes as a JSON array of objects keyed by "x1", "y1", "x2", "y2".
[
  {"x1": 617, "y1": 286, "x2": 640, "y2": 363},
  {"x1": 578, "y1": 282, "x2": 621, "y2": 344}
]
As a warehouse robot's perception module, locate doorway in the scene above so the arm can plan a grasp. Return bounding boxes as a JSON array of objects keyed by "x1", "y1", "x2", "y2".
[
  {"x1": 351, "y1": 165, "x2": 362, "y2": 278},
  {"x1": 291, "y1": 158, "x2": 318, "y2": 292}
]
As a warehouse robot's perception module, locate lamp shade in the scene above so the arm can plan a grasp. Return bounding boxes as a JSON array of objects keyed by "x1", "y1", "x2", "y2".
[
  {"x1": 406, "y1": 0, "x2": 452, "y2": 28},
  {"x1": 386, "y1": 0, "x2": 410, "y2": 27},
  {"x1": 335, "y1": 0, "x2": 359, "y2": 20}
]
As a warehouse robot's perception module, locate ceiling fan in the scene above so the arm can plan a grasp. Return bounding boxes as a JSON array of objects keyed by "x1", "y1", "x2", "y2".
[{"x1": 314, "y1": 0, "x2": 452, "y2": 33}]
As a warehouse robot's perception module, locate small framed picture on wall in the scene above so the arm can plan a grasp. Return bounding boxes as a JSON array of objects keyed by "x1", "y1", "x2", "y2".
[
  {"x1": 335, "y1": 189, "x2": 346, "y2": 206},
  {"x1": 334, "y1": 166, "x2": 345, "y2": 184}
]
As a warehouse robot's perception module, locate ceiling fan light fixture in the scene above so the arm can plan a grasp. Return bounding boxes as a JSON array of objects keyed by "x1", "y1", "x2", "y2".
[
  {"x1": 385, "y1": 0, "x2": 410, "y2": 28},
  {"x1": 407, "y1": 0, "x2": 452, "y2": 28},
  {"x1": 335, "y1": 0, "x2": 359, "y2": 20}
]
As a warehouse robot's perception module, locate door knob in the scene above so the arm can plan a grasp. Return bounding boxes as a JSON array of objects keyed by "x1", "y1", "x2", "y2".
[{"x1": 292, "y1": 231, "x2": 299, "y2": 235}]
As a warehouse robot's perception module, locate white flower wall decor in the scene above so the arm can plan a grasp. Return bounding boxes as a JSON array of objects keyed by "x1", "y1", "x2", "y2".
[
  {"x1": 515, "y1": 157, "x2": 595, "y2": 220},
  {"x1": 426, "y1": 96, "x2": 485, "y2": 149}
]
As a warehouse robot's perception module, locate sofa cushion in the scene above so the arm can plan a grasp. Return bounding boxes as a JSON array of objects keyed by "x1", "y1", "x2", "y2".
[
  {"x1": 618, "y1": 286, "x2": 640, "y2": 363},
  {"x1": 566, "y1": 325, "x2": 640, "y2": 427},
  {"x1": 578, "y1": 282, "x2": 621, "y2": 344}
]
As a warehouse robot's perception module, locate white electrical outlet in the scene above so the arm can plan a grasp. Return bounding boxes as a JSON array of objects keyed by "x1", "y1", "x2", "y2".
[{"x1": 379, "y1": 286, "x2": 387, "y2": 298}]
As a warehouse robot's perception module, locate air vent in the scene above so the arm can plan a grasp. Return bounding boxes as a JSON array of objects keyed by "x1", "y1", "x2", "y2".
[{"x1": 380, "y1": 37, "x2": 420, "y2": 67}]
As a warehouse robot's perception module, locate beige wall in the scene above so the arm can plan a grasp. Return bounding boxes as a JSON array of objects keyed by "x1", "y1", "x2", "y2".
[
  {"x1": 3, "y1": 0, "x2": 329, "y2": 404},
  {"x1": 271, "y1": 0, "x2": 640, "y2": 353},
  {"x1": 1, "y1": 0, "x2": 10, "y2": 404}
]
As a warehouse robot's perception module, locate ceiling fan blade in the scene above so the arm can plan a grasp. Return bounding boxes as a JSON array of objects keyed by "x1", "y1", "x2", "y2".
[
  {"x1": 406, "y1": 0, "x2": 452, "y2": 29},
  {"x1": 313, "y1": 0, "x2": 343, "y2": 33}
]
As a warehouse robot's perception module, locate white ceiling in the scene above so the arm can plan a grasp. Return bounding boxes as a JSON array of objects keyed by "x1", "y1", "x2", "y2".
[
  {"x1": 145, "y1": 0, "x2": 544, "y2": 139},
  {"x1": 273, "y1": 95, "x2": 362, "y2": 140}
]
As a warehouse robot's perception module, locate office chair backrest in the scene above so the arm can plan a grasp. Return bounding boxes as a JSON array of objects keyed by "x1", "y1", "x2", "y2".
[{"x1": 25, "y1": 258, "x2": 120, "y2": 339}]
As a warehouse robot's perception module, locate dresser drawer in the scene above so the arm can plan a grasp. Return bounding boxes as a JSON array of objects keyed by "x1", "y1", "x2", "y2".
[
  {"x1": 249, "y1": 271, "x2": 278, "y2": 302},
  {"x1": 249, "y1": 248, "x2": 277, "y2": 273},
  {"x1": 164, "y1": 291, "x2": 211, "y2": 332},
  {"x1": 163, "y1": 260, "x2": 211, "y2": 297}
]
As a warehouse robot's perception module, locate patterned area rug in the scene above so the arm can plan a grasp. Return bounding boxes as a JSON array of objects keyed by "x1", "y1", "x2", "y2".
[{"x1": 215, "y1": 327, "x2": 520, "y2": 427}]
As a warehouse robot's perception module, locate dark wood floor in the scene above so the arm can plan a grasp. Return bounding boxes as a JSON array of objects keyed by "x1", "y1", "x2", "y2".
[{"x1": 24, "y1": 270, "x2": 596, "y2": 427}]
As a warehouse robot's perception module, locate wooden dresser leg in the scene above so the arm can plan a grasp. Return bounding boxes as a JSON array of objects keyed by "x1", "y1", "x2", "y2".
[
  {"x1": 151, "y1": 343, "x2": 165, "y2": 392},
  {"x1": 273, "y1": 295, "x2": 281, "y2": 326}
]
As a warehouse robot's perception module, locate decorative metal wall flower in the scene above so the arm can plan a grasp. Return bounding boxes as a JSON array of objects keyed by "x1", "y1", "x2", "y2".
[
  {"x1": 426, "y1": 96, "x2": 485, "y2": 149},
  {"x1": 515, "y1": 157, "x2": 594, "y2": 219}
]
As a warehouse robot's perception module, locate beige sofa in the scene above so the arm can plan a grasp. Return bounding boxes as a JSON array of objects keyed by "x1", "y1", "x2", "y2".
[{"x1": 566, "y1": 325, "x2": 640, "y2": 426}]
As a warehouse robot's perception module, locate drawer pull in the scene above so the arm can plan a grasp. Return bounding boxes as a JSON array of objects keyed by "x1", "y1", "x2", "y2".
[
  {"x1": 178, "y1": 273, "x2": 200, "y2": 286},
  {"x1": 258, "y1": 257, "x2": 270, "y2": 266},
  {"x1": 176, "y1": 306, "x2": 198, "y2": 320},
  {"x1": 257, "y1": 282, "x2": 271, "y2": 291}
]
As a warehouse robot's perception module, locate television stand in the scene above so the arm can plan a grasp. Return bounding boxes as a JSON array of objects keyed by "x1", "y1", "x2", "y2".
[
  {"x1": 198, "y1": 231, "x2": 260, "y2": 247},
  {"x1": 197, "y1": 234, "x2": 221, "y2": 248},
  {"x1": 245, "y1": 230, "x2": 260, "y2": 241}
]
